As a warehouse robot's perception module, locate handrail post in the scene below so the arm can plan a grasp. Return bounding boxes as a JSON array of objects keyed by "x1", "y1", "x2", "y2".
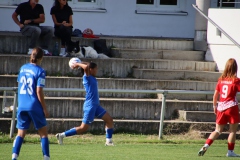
[
  {"x1": 220, "y1": 0, "x2": 223, "y2": 8},
  {"x1": 9, "y1": 90, "x2": 17, "y2": 138},
  {"x1": 2, "y1": 91, "x2": 6, "y2": 114},
  {"x1": 192, "y1": 4, "x2": 240, "y2": 49},
  {"x1": 159, "y1": 91, "x2": 167, "y2": 139}
]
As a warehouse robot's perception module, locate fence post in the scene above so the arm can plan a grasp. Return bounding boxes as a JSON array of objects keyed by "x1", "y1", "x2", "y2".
[
  {"x1": 9, "y1": 91, "x2": 17, "y2": 138},
  {"x1": 159, "y1": 91, "x2": 167, "y2": 139},
  {"x1": 219, "y1": 0, "x2": 222, "y2": 8},
  {"x1": 1, "y1": 91, "x2": 6, "y2": 114}
]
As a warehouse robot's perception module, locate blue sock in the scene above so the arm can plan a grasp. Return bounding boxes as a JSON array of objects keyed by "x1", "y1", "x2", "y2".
[
  {"x1": 41, "y1": 137, "x2": 50, "y2": 157},
  {"x1": 106, "y1": 128, "x2": 113, "y2": 139},
  {"x1": 65, "y1": 128, "x2": 77, "y2": 137},
  {"x1": 12, "y1": 136, "x2": 24, "y2": 157}
]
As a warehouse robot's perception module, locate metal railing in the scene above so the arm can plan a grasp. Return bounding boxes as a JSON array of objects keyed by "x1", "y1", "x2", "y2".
[
  {"x1": 192, "y1": 4, "x2": 240, "y2": 49},
  {"x1": 219, "y1": 0, "x2": 240, "y2": 8},
  {"x1": 0, "y1": 87, "x2": 214, "y2": 139}
]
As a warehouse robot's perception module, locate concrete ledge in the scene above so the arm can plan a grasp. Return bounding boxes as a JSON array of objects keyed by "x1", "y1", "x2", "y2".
[
  {"x1": 111, "y1": 48, "x2": 204, "y2": 61},
  {"x1": 0, "y1": 33, "x2": 193, "y2": 54},
  {"x1": 133, "y1": 69, "x2": 221, "y2": 82},
  {"x1": 0, "y1": 55, "x2": 217, "y2": 78},
  {"x1": 178, "y1": 110, "x2": 215, "y2": 122}
]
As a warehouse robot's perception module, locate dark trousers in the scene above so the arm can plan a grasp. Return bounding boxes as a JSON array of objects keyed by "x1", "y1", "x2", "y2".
[
  {"x1": 54, "y1": 25, "x2": 72, "y2": 47},
  {"x1": 20, "y1": 25, "x2": 54, "y2": 50}
]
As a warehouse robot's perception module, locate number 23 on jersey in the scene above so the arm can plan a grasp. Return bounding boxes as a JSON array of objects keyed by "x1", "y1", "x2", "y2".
[{"x1": 19, "y1": 76, "x2": 33, "y2": 95}]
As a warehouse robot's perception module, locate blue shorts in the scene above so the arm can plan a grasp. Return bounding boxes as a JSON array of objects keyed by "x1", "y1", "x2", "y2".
[
  {"x1": 82, "y1": 103, "x2": 106, "y2": 125},
  {"x1": 16, "y1": 110, "x2": 47, "y2": 130}
]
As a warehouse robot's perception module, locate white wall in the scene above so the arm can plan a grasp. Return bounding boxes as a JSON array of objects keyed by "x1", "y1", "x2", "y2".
[
  {"x1": 205, "y1": 9, "x2": 240, "y2": 76},
  {"x1": 0, "y1": 0, "x2": 197, "y2": 38}
]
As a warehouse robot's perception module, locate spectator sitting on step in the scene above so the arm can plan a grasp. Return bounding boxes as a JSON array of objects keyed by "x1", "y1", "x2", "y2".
[
  {"x1": 51, "y1": 0, "x2": 79, "y2": 57},
  {"x1": 12, "y1": 0, "x2": 54, "y2": 55}
]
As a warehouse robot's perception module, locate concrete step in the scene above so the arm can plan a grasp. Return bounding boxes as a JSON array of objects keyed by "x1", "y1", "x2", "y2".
[
  {"x1": 0, "y1": 32, "x2": 193, "y2": 54},
  {"x1": 0, "y1": 55, "x2": 217, "y2": 78},
  {"x1": 111, "y1": 48, "x2": 204, "y2": 61},
  {"x1": 105, "y1": 37, "x2": 193, "y2": 50},
  {"x1": 0, "y1": 75, "x2": 217, "y2": 100},
  {"x1": 133, "y1": 69, "x2": 221, "y2": 82},
  {"x1": 0, "y1": 118, "x2": 217, "y2": 134},
  {"x1": 178, "y1": 110, "x2": 215, "y2": 122},
  {"x1": 0, "y1": 97, "x2": 214, "y2": 120}
]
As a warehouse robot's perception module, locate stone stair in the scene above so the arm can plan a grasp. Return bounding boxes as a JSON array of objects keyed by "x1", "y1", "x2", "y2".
[
  {"x1": 133, "y1": 69, "x2": 220, "y2": 81},
  {"x1": 0, "y1": 33, "x2": 230, "y2": 135},
  {"x1": 178, "y1": 110, "x2": 215, "y2": 122}
]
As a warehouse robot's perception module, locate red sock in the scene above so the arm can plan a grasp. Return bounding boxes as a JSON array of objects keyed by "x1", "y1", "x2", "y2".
[
  {"x1": 205, "y1": 139, "x2": 214, "y2": 146},
  {"x1": 228, "y1": 143, "x2": 235, "y2": 150}
]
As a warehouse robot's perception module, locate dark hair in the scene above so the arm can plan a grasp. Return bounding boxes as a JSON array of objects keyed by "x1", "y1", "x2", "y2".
[
  {"x1": 220, "y1": 58, "x2": 238, "y2": 80},
  {"x1": 89, "y1": 62, "x2": 97, "y2": 69},
  {"x1": 54, "y1": 0, "x2": 69, "y2": 9},
  {"x1": 30, "y1": 47, "x2": 44, "y2": 64},
  {"x1": 80, "y1": 62, "x2": 97, "y2": 75}
]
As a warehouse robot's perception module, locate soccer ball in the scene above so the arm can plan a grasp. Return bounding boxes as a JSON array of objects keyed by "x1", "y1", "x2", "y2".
[{"x1": 69, "y1": 57, "x2": 81, "y2": 69}]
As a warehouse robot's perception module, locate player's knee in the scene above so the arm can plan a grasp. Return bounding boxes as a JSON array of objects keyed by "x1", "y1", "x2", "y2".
[
  {"x1": 215, "y1": 130, "x2": 222, "y2": 135},
  {"x1": 33, "y1": 27, "x2": 41, "y2": 36},
  {"x1": 80, "y1": 124, "x2": 89, "y2": 132},
  {"x1": 47, "y1": 26, "x2": 54, "y2": 35},
  {"x1": 109, "y1": 116, "x2": 113, "y2": 122},
  {"x1": 229, "y1": 130, "x2": 237, "y2": 134}
]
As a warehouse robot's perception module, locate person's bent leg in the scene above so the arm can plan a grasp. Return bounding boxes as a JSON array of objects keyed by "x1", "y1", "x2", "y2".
[
  {"x1": 226, "y1": 105, "x2": 240, "y2": 157},
  {"x1": 56, "y1": 104, "x2": 94, "y2": 145},
  {"x1": 20, "y1": 25, "x2": 41, "y2": 50},
  {"x1": 65, "y1": 27, "x2": 73, "y2": 47},
  {"x1": 54, "y1": 26, "x2": 71, "y2": 56},
  {"x1": 101, "y1": 112, "x2": 114, "y2": 146},
  {"x1": 198, "y1": 124, "x2": 224, "y2": 156},
  {"x1": 54, "y1": 25, "x2": 66, "y2": 47},
  {"x1": 38, "y1": 126, "x2": 50, "y2": 160},
  {"x1": 226, "y1": 123, "x2": 239, "y2": 157},
  {"x1": 56, "y1": 123, "x2": 89, "y2": 145},
  {"x1": 12, "y1": 129, "x2": 27, "y2": 160},
  {"x1": 39, "y1": 26, "x2": 54, "y2": 51}
]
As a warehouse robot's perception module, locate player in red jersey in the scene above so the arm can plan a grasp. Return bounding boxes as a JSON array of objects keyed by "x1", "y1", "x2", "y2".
[{"x1": 198, "y1": 58, "x2": 240, "y2": 157}]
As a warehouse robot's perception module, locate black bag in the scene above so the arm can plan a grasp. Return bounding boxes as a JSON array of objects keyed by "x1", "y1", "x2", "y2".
[
  {"x1": 72, "y1": 29, "x2": 82, "y2": 37},
  {"x1": 93, "y1": 39, "x2": 111, "y2": 57}
]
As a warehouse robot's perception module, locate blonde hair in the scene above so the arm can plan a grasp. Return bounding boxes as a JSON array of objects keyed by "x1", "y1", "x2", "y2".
[
  {"x1": 219, "y1": 58, "x2": 238, "y2": 80},
  {"x1": 30, "y1": 47, "x2": 44, "y2": 63}
]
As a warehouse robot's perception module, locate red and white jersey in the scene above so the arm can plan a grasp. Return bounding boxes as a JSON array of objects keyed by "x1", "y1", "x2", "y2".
[{"x1": 216, "y1": 78, "x2": 240, "y2": 111}]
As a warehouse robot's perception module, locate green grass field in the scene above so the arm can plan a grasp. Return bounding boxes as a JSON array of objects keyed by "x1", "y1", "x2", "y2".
[{"x1": 1, "y1": 132, "x2": 240, "y2": 160}]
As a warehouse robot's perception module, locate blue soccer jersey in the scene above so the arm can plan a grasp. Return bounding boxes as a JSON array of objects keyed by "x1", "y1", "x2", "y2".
[
  {"x1": 17, "y1": 63, "x2": 46, "y2": 111},
  {"x1": 83, "y1": 74, "x2": 99, "y2": 105}
]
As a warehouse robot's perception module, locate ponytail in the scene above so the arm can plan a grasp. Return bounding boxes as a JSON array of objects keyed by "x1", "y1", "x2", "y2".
[{"x1": 30, "y1": 47, "x2": 44, "y2": 64}]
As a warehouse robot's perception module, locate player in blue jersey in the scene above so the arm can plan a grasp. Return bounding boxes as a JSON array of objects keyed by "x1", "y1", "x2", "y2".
[
  {"x1": 56, "y1": 61, "x2": 114, "y2": 146},
  {"x1": 12, "y1": 47, "x2": 50, "y2": 160}
]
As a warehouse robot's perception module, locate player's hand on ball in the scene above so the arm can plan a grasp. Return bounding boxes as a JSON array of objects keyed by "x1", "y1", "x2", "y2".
[{"x1": 72, "y1": 63, "x2": 79, "y2": 69}]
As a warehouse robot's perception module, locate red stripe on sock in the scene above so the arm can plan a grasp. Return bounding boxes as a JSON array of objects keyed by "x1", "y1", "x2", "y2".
[
  {"x1": 206, "y1": 139, "x2": 214, "y2": 146},
  {"x1": 228, "y1": 143, "x2": 235, "y2": 150}
]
